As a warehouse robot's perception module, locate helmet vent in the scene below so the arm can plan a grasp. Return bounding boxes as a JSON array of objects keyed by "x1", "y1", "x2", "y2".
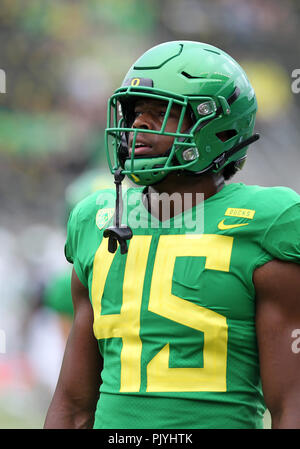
[
  {"x1": 216, "y1": 129, "x2": 237, "y2": 142},
  {"x1": 181, "y1": 71, "x2": 205, "y2": 79}
]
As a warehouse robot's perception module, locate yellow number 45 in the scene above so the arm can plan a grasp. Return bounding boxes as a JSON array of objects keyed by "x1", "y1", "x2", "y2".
[{"x1": 91, "y1": 234, "x2": 233, "y2": 393}]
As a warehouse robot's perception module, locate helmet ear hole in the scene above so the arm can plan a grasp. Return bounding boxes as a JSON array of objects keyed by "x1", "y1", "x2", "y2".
[{"x1": 216, "y1": 129, "x2": 237, "y2": 142}]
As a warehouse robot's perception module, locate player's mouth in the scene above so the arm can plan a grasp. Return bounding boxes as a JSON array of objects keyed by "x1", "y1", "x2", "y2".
[{"x1": 129, "y1": 140, "x2": 153, "y2": 156}]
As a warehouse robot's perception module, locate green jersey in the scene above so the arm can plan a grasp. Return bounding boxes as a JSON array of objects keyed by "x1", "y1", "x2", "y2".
[
  {"x1": 44, "y1": 168, "x2": 114, "y2": 318},
  {"x1": 65, "y1": 182, "x2": 300, "y2": 429},
  {"x1": 44, "y1": 269, "x2": 73, "y2": 318}
]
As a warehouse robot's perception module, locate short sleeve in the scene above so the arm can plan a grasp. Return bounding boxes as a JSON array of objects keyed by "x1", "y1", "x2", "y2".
[
  {"x1": 64, "y1": 206, "x2": 88, "y2": 286},
  {"x1": 44, "y1": 270, "x2": 73, "y2": 317},
  {"x1": 64, "y1": 208, "x2": 76, "y2": 264},
  {"x1": 261, "y1": 203, "x2": 300, "y2": 264}
]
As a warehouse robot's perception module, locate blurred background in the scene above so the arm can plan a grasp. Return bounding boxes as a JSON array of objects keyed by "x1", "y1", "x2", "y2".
[{"x1": 0, "y1": 0, "x2": 299, "y2": 428}]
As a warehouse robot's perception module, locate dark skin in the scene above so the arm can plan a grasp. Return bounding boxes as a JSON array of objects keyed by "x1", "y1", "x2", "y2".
[
  {"x1": 129, "y1": 98, "x2": 225, "y2": 220},
  {"x1": 44, "y1": 98, "x2": 300, "y2": 429},
  {"x1": 254, "y1": 261, "x2": 300, "y2": 428},
  {"x1": 44, "y1": 269, "x2": 102, "y2": 428}
]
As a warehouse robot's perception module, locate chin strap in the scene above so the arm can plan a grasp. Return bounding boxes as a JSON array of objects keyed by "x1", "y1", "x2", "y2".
[{"x1": 103, "y1": 168, "x2": 133, "y2": 254}]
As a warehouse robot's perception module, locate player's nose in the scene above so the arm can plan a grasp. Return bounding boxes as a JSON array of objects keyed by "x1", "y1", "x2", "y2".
[{"x1": 133, "y1": 111, "x2": 154, "y2": 130}]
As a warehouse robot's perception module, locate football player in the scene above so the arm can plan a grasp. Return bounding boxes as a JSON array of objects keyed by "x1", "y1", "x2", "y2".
[{"x1": 44, "y1": 41, "x2": 300, "y2": 429}]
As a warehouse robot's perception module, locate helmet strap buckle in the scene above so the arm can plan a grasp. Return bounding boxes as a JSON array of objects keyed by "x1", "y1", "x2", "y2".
[
  {"x1": 212, "y1": 153, "x2": 226, "y2": 170},
  {"x1": 103, "y1": 168, "x2": 133, "y2": 254}
]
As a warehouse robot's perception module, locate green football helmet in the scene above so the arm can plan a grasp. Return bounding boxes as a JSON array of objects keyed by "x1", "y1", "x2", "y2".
[{"x1": 105, "y1": 41, "x2": 259, "y2": 186}]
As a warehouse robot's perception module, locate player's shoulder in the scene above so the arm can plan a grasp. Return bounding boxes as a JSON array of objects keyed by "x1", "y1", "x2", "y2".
[
  {"x1": 69, "y1": 186, "x2": 143, "y2": 226},
  {"x1": 70, "y1": 188, "x2": 116, "y2": 224},
  {"x1": 229, "y1": 182, "x2": 300, "y2": 216},
  {"x1": 244, "y1": 183, "x2": 299, "y2": 201}
]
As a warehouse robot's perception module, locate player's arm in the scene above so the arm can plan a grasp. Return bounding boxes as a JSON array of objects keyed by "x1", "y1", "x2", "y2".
[
  {"x1": 254, "y1": 259, "x2": 300, "y2": 429},
  {"x1": 44, "y1": 268, "x2": 102, "y2": 429}
]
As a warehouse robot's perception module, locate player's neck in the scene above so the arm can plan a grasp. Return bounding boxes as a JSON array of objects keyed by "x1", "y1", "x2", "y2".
[
  {"x1": 142, "y1": 172, "x2": 225, "y2": 220},
  {"x1": 146, "y1": 172, "x2": 224, "y2": 199}
]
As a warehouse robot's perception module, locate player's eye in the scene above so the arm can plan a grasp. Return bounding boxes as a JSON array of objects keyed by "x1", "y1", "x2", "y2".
[{"x1": 133, "y1": 110, "x2": 142, "y2": 119}]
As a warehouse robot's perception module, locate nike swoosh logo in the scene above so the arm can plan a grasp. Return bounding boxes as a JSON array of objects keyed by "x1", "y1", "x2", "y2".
[{"x1": 218, "y1": 219, "x2": 250, "y2": 230}]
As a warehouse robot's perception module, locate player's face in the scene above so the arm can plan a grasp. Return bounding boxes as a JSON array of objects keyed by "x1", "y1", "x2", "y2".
[{"x1": 128, "y1": 98, "x2": 192, "y2": 157}]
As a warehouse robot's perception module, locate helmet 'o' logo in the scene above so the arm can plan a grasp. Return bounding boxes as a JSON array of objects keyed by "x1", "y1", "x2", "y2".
[
  {"x1": 131, "y1": 78, "x2": 140, "y2": 86},
  {"x1": 123, "y1": 77, "x2": 153, "y2": 87}
]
